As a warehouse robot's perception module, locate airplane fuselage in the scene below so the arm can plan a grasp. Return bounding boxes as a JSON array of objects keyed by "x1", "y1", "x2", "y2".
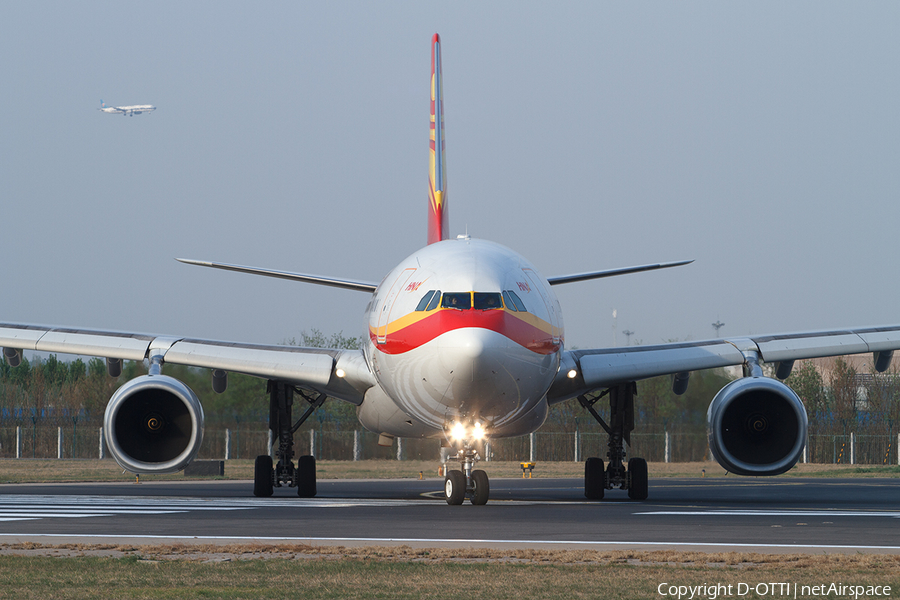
[
  {"x1": 100, "y1": 104, "x2": 156, "y2": 116},
  {"x1": 358, "y1": 236, "x2": 564, "y2": 440}
]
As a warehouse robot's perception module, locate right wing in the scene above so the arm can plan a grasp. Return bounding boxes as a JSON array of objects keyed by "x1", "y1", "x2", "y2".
[{"x1": 176, "y1": 258, "x2": 378, "y2": 293}]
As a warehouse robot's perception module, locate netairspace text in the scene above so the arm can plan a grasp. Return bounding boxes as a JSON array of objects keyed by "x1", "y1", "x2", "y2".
[{"x1": 657, "y1": 582, "x2": 892, "y2": 600}]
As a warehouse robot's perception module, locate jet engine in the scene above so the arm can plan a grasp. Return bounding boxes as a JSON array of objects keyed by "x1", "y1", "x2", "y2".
[
  {"x1": 103, "y1": 375, "x2": 205, "y2": 474},
  {"x1": 707, "y1": 377, "x2": 807, "y2": 476}
]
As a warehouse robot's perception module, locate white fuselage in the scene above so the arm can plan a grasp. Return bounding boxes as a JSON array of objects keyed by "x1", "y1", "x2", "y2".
[
  {"x1": 356, "y1": 237, "x2": 564, "y2": 440},
  {"x1": 100, "y1": 104, "x2": 156, "y2": 116}
]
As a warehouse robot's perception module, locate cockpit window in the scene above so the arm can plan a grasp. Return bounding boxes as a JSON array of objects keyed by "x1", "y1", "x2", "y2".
[
  {"x1": 441, "y1": 292, "x2": 471, "y2": 310},
  {"x1": 473, "y1": 292, "x2": 503, "y2": 310},
  {"x1": 505, "y1": 290, "x2": 528, "y2": 312},
  {"x1": 425, "y1": 290, "x2": 441, "y2": 311},
  {"x1": 415, "y1": 290, "x2": 437, "y2": 312},
  {"x1": 502, "y1": 291, "x2": 517, "y2": 312}
]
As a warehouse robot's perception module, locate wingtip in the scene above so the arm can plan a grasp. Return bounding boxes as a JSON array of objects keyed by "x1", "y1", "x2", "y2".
[
  {"x1": 175, "y1": 258, "x2": 210, "y2": 267},
  {"x1": 664, "y1": 259, "x2": 694, "y2": 267}
]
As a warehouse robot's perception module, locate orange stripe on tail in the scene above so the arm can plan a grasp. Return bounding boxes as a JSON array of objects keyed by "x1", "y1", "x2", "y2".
[{"x1": 428, "y1": 33, "x2": 449, "y2": 245}]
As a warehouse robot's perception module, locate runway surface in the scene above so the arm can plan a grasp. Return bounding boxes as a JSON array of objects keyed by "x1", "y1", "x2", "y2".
[{"x1": 0, "y1": 477, "x2": 897, "y2": 553}]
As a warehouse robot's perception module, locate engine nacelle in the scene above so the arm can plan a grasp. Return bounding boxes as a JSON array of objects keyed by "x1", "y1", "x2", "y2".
[
  {"x1": 103, "y1": 374, "x2": 205, "y2": 474},
  {"x1": 707, "y1": 377, "x2": 807, "y2": 476}
]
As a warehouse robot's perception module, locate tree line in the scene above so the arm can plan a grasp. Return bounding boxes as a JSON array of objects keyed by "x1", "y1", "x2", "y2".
[{"x1": 786, "y1": 357, "x2": 900, "y2": 437}]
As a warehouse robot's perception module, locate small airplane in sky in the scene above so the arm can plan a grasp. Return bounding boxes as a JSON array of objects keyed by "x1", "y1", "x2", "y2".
[
  {"x1": 98, "y1": 100, "x2": 156, "y2": 116},
  {"x1": 4, "y1": 35, "x2": 900, "y2": 506}
]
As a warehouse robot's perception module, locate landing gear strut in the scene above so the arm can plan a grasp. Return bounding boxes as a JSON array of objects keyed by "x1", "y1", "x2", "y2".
[
  {"x1": 444, "y1": 440, "x2": 489, "y2": 505},
  {"x1": 579, "y1": 382, "x2": 648, "y2": 500},
  {"x1": 253, "y1": 381, "x2": 324, "y2": 498}
]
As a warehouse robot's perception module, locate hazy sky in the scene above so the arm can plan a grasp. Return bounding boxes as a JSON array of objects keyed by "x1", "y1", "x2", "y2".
[{"x1": 2, "y1": 2, "x2": 899, "y2": 352}]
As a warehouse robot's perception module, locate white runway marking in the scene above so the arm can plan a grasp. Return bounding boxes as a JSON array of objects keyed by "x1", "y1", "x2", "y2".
[
  {"x1": 638, "y1": 510, "x2": 900, "y2": 519},
  {"x1": 0, "y1": 493, "x2": 603, "y2": 523},
  {"x1": 0, "y1": 495, "x2": 256, "y2": 522},
  {"x1": 0, "y1": 494, "x2": 456, "y2": 522}
]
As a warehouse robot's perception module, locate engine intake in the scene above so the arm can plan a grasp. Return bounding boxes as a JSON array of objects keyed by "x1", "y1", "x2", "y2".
[
  {"x1": 707, "y1": 377, "x2": 807, "y2": 476},
  {"x1": 103, "y1": 375, "x2": 204, "y2": 474}
]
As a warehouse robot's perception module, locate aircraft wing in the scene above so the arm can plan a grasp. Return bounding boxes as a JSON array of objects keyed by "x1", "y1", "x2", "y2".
[
  {"x1": 176, "y1": 258, "x2": 378, "y2": 293},
  {"x1": 547, "y1": 260, "x2": 693, "y2": 286},
  {"x1": 548, "y1": 325, "x2": 900, "y2": 402},
  {"x1": 0, "y1": 323, "x2": 374, "y2": 404}
]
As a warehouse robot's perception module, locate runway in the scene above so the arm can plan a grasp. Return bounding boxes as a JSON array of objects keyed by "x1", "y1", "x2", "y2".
[{"x1": 0, "y1": 477, "x2": 897, "y2": 553}]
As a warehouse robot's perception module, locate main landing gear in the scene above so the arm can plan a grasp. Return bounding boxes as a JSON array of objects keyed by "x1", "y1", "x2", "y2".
[
  {"x1": 254, "y1": 381, "x2": 324, "y2": 498},
  {"x1": 443, "y1": 437, "x2": 490, "y2": 506},
  {"x1": 579, "y1": 382, "x2": 649, "y2": 501}
]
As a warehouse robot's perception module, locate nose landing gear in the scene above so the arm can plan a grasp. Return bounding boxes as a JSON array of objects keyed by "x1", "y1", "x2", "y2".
[{"x1": 444, "y1": 441, "x2": 490, "y2": 505}]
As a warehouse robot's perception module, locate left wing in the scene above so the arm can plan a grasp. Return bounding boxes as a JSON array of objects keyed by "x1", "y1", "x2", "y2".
[
  {"x1": 547, "y1": 260, "x2": 693, "y2": 286},
  {"x1": 548, "y1": 325, "x2": 900, "y2": 402},
  {"x1": 0, "y1": 323, "x2": 375, "y2": 404}
]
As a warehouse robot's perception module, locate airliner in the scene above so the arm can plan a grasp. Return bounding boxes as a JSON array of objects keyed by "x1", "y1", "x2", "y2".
[
  {"x1": 99, "y1": 100, "x2": 156, "y2": 116},
  {"x1": 5, "y1": 35, "x2": 900, "y2": 505}
]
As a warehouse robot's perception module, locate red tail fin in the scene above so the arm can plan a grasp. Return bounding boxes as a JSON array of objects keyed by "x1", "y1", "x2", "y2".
[{"x1": 428, "y1": 33, "x2": 449, "y2": 245}]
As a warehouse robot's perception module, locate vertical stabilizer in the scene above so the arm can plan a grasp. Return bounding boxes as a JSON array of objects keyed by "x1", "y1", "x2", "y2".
[{"x1": 428, "y1": 33, "x2": 449, "y2": 245}]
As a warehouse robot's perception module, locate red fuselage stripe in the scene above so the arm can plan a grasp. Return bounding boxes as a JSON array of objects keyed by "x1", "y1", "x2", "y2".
[{"x1": 371, "y1": 309, "x2": 560, "y2": 355}]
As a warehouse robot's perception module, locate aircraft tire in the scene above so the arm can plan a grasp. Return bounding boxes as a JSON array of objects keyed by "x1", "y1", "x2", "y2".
[
  {"x1": 253, "y1": 455, "x2": 274, "y2": 497},
  {"x1": 444, "y1": 470, "x2": 466, "y2": 505},
  {"x1": 471, "y1": 469, "x2": 490, "y2": 505},
  {"x1": 584, "y1": 457, "x2": 605, "y2": 500},
  {"x1": 296, "y1": 455, "x2": 317, "y2": 498},
  {"x1": 627, "y1": 457, "x2": 649, "y2": 500}
]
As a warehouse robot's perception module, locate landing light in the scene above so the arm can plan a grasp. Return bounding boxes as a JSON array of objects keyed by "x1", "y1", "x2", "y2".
[
  {"x1": 448, "y1": 421, "x2": 488, "y2": 442},
  {"x1": 335, "y1": 368, "x2": 346, "y2": 378},
  {"x1": 567, "y1": 369, "x2": 578, "y2": 379},
  {"x1": 450, "y1": 421, "x2": 467, "y2": 441}
]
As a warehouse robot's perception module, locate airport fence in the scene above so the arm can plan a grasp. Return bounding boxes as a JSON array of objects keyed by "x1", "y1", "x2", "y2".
[{"x1": 1, "y1": 423, "x2": 898, "y2": 466}]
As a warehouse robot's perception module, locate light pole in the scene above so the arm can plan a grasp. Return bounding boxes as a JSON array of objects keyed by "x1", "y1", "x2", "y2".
[
  {"x1": 712, "y1": 320, "x2": 725, "y2": 337},
  {"x1": 612, "y1": 309, "x2": 617, "y2": 346}
]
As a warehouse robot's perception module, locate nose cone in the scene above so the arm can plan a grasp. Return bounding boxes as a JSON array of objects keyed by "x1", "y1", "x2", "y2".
[
  {"x1": 435, "y1": 328, "x2": 510, "y2": 418},
  {"x1": 432, "y1": 327, "x2": 557, "y2": 424},
  {"x1": 456, "y1": 330, "x2": 488, "y2": 361},
  {"x1": 437, "y1": 327, "x2": 501, "y2": 384}
]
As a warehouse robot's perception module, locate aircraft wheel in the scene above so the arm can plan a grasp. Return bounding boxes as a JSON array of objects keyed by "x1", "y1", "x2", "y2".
[
  {"x1": 297, "y1": 455, "x2": 317, "y2": 498},
  {"x1": 444, "y1": 470, "x2": 466, "y2": 505},
  {"x1": 627, "y1": 457, "x2": 648, "y2": 500},
  {"x1": 253, "y1": 455, "x2": 274, "y2": 497},
  {"x1": 470, "y1": 469, "x2": 490, "y2": 505},
  {"x1": 584, "y1": 457, "x2": 605, "y2": 500}
]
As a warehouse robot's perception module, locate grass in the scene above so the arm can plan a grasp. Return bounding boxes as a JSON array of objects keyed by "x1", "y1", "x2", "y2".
[
  {"x1": 0, "y1": 545, "x2": 898, "y2": 599},
  {"x1": 0, "y1": 458, "x2": 898, "y2": 484}
]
